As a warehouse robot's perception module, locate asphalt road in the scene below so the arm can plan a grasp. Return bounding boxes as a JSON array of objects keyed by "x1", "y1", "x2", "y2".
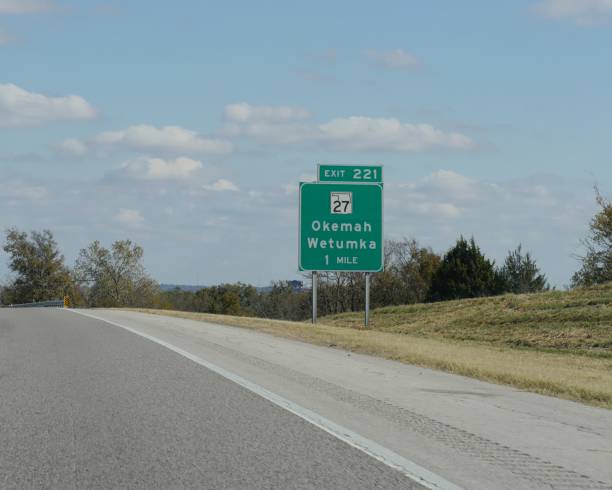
[{"x1": 0, "y1": 308, "x2": 423, "y2": 489}]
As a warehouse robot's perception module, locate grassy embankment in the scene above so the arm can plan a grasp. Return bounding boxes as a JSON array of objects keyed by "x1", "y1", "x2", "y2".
[{"x1": 128, "y1": 283, "x2": 612, "y2": 409}]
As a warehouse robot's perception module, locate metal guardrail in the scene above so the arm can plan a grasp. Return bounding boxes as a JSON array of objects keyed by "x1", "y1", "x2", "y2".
[{"x1": 8, "y1": 300, "x2": 65, "y2": 308}]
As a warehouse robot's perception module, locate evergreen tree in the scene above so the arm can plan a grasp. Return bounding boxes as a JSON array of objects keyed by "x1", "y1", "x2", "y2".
[
  {"x1": 499, "y1": 245, "x2": 549, "y2": 293},
  {"x1": 428, "y1": 236, "x2": 501, "y2": 301}
]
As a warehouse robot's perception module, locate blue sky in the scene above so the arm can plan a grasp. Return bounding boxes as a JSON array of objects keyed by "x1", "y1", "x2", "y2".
[{"x1": 1, "y1": 0, "x2": 611, "y2": 287}]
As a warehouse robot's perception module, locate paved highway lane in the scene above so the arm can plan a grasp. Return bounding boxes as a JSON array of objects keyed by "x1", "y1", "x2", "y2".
[{"x1": 0, "y1": 309, "x2": 424, "y2": 489}]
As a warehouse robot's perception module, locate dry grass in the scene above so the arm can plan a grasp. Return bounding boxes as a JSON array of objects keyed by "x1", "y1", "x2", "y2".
[{"x1": 125, "y1": 285, "x2": 612, "y2": 409}]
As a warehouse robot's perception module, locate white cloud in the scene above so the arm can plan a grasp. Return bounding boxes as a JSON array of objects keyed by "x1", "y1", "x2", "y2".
[
  {"x1": 202, "y1": 179, "x2": 239, "y2": 192},
  {"x1": 57, "y1": 138, "x2": 88, "y2": 157},
  {"x1": 283, "y1": 173, "x2": 316, "y2": 195},
  {"x1": 0, "y1": 0, "x2": 54, "y2": 14},
  {"x1": 238, "y1": 121, "x2": 316, "y2": 145},
  {"x1": 0, "y1": 182, "x2": 47, "y2": 200},
  {"x1": 224, "y1": 102, "x2": 311, "y2": 123},
  {"x1": 299, "y1": 173, "x2": 316, "y2": 182},
  {"x1": 0, "y1": 83, "x2": 96, "y2": 127},
  {"x1": 318, "y1": 117, "x2": 473, "y2": 152},
  {"x1": 402, "y1": 170, "x2": 480, "y2": 200},
  {"x1": 122, "y1": 156, "x2": 203, "y2": 180},
  {"x1": 414, "y1": 202, "x2": 462, "y2": 218},
  {"x1": 390, "y1": 173, "x2": 469, "y2": 220},
  {"x1": 389, "y1": 171, "x2": 587, "y2": 228},
  {"x1": 227, "y1": 105, "x2": 474, "y2": 152},
  {"x1": 115, "y1": 208, "x2": 143, "y2": 225},
  {"x1": 533, "y1": 0, "x2": 612, "y2": 23},
  {"x1": 365, "y1": 49, "x2": 421, "y2": 70},
  {"x1": 283, "y1": 183, "x2": 298, "y2": 195},
  {"x1": 94, "y1": 124, "x2": 232, "y2": 154}
]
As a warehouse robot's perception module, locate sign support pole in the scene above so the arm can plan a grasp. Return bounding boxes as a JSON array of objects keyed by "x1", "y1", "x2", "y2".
[
  {"x1": 365, "y1": 272, "x2": 370, "y2": 327},
  {"x1": 312, "y1": 271, "x2": 318, "y2": 324}
]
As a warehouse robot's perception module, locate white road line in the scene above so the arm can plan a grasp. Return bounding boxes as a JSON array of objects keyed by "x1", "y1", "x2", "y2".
[{"x1": 66, "y1": 309, "x2": 463, "y2": 490}]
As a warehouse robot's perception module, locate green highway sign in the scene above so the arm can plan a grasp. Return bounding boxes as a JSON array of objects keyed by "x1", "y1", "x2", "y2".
[
  {"x1": 318, "y1": 164, "x2": 383, "y2": 183},
  {"x1": 299, "y1": 182, "x2": 383, "y2": 272}
]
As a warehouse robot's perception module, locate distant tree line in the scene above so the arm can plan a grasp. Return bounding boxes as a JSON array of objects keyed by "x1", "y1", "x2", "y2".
[{"x1": 1, "y1": 189, "x2": 610, "y2": 319}]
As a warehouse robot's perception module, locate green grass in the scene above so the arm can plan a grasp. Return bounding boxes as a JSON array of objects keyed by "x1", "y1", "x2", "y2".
[{"x1": 323, "y1": 283, "x2": 612, "y2": 356}]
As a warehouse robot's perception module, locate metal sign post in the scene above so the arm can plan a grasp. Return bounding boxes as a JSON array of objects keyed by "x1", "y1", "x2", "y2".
[
  {"x1": 312, "y1": 271, "x2": 318, "y2": 324},
  {"x1": 365, "y1": 272, "x2": 370, "y2": 327}
]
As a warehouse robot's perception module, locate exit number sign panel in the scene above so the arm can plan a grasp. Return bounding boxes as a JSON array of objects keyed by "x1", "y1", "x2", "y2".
[{"x1": 318, "y1": 164, "x2": 383, "y2": 183}]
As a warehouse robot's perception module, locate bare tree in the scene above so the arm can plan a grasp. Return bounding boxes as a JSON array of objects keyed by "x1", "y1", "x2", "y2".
[
  {"x1": 74, "y1": 240, "x2": 159, "y2": 307},
  {"x1": 572, "y1": 188, "x2": 612, "y2": 287}
]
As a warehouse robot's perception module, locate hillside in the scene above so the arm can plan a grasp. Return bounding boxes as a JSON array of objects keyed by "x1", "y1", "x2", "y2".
[{"x1": 323, "y1": 283, "x2": 612, "y2": 356}]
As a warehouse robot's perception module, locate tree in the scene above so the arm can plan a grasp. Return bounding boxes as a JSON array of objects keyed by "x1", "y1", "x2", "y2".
[
  {"x1": 428, "y1": 236, "x2": 501, "y2": 301},
  {"x1": 74, "y1": 240, "x2": 159, "y2": 307},
  {"x1": 2, "y1": 228, "x2": 73, "y2": 304},
  {"x1": 255, "y1": 281, "x2": 310, "y2": 320},
  {"x1": 498, "y1": 245, "x2": 548, "y2": 294},
  {"x1": 572, "y1": 188, "x2": 612, "y2": 287},
  {"x1": 369, "y1": 244, "x2": 405, "y2": 308},
  {"x1": 368, "y1": 239, "x2": 440, "y2": 307},
  {"x1": 389, "y1": 239, "x2": 441, "y2": 304},
  {"x1": 318, "y1": 272, "x2": 361, "y2": 314}
]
